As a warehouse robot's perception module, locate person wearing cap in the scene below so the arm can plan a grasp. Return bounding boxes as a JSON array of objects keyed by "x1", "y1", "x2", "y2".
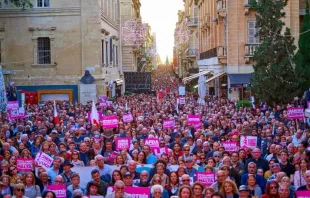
[
  {"x1": 239, "y1": 185, "x2": 250, "y2": 198},
  {"x1": 123, "y1": 172, "x2": 133, "y2": 187},
  {"x1": 60, "y1": 160, "x2": 75, "y2": 186},
  {"x1": 184, "y1": 156, "x2": 197, "y2": 182},
  {"x1": 266, "y1": 163, "x2": 281, "y2": 182},
  {"x1": 169, "y1": 133, "x2": 184, "y2": 149}
]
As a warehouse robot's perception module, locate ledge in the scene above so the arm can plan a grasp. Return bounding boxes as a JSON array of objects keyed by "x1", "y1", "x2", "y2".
[{"x1": 31, "y1": 64, "x2": 57, "y2": 68}]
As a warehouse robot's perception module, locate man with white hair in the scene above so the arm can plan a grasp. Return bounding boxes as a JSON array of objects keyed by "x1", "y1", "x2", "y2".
[
  {"x1": 106, "y1": 181, "x2": 131, "y2": 198},
  {"x1": 150, "y1": 185, "x2": 164, "y2": 198},
  {"x1": 21, "y1": 134, "x2": 31, "y2": 149},
  {"x1": 93, "y1": 154, "x2": 112, "y2": 183}
]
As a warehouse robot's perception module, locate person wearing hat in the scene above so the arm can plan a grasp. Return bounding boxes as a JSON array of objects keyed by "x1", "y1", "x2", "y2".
[
  {"x1": 239, "y1": 185, "x2": 251, "y2": 198},
  {"x1": 60, "y1": 160, "x2": 75, "y2": 186},
  {"x1": 86, "y1": 181, "x2": 100, "y2": 196},
  {"x1": 184, "y1": 156, "x2": 197, "y2": 182},
  {"x1": 169, "y1": 133, "x2": 184, "y2": 149},
  {"x1": 123, "y1": 172, "x2": 133, "y2": 187}
]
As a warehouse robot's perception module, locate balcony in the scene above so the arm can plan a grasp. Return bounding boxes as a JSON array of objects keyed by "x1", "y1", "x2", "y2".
[
  {"x1": 244, "y1": 0, "x2": 257, "y2": 15},
  {"x1": 187, "y1": 17, "x2": 198, "y2": 28},
  {"x1": 187, "y1": 48, "x2": 198, "y2": 58},
  {"x1": 244, "y1": 44, "x2": 259, "y2": 63},
  {"x1": 217, "y1": 46, "x2": 227, "y2": 64},
  {"x1": 217, "y1": 0, "x2": 227, "y2": 17},
  {"x1": 200, "y1": 48, "x2": 217, "y2": 60}
]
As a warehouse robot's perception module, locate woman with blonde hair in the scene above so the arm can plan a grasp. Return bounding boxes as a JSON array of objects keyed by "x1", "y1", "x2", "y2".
[
  {"x1": 220, "y1": 180, "x2": 239, "y2": 198},
  {"x1": 12, "y1": 183, "x2": 28, "y2": 198},
  {"x1": 177, "y1": 185, "x2": 193, "y2": 198},
  {"x1": 23, "y1": 172, "x2": 41, "y2": 198}
]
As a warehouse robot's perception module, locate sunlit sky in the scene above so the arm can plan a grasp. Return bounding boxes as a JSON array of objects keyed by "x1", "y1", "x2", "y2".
[{"x1": 140, "y1": 0, "x2": 184, "y2": 61}]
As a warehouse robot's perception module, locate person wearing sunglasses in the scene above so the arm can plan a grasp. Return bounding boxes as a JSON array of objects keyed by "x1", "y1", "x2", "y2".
[
  {"x1": 262, "y1": 180, "x2": 279, "y2": 198},
  {"x1": 12, "y1": 183, "x2": 28, "y2": 198}
]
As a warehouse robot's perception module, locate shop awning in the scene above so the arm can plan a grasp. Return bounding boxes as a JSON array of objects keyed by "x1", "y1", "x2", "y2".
[
  {"x1": 228, "y1": 73, "x2": 253, "y2": 86},
  {"x1": 193, "y1": 72, "x2": 226, "y2": 88},
  {"x1": 182, "y1": 70, "x2": 211, "y2": 84},
  {"x1": 115, "y1": 79, "x2": 124, "y2": 86}
]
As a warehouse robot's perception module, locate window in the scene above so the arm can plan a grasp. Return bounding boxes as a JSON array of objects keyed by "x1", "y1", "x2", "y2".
[
  {"x1": 0, "y1": 0, "x2": 2, "y2": 9},
  {"x1": 116, "y1": 46, "x2": 118, "y2": 65},
  {"x1": 101, "y1": 40, "x2": 105, "y2": 65},
  {"x1": 37, "y1": 37, "x2": 51, "y2": 64},
  {"x1": 37, "y1": 0, "x2": 50, "y2": 8},
  {"x1": 248, "y1": 21, "x2": 259, "y2": 44},
  {"x1": 105, "y1": 41, "x2": 109, "y2": 67},
  {"x1": 110, "y1": 37, "x2": 113, "y2": 65}
]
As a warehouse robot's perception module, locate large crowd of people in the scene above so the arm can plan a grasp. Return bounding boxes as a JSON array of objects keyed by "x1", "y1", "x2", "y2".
[{"x1": 0, "y1": 65, "x2": 309, "y2": 198}]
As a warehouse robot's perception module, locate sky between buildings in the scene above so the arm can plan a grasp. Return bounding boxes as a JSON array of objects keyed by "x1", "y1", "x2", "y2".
[{"x1": 140, "y1": 0, "x2": 184, "y2": 61}]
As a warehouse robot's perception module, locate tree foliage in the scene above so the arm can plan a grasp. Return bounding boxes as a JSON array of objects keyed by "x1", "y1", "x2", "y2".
[
  {"x1": 4, "y1": 0, "x2": 32, "y2": 9},
  {"x1": 295, "y1": 0, "x2": 310, "y2": 93},
  {"x1": 251, "y1": 0, "x2": 299, "y2": 105}
]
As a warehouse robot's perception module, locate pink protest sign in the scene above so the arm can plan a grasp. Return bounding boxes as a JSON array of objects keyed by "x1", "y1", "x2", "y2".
[
  {"x1": 163, "y1": 120, "x2": 175, "y2": 129},
  {"x1": 145, "y1": 138, "x2": 160, "y2": 154},
  {"x1": 106, "y1": 151, "x2": 119, "y2": 163},
  {"x1": 87, "y1": 111, "x2": 104, "y2": 122},
  {"x1": 99, "y1": 102, "x2": 108, "y2": 108},
  {"x1": 196, "y1": 172, "x2": 215, "y2": 186},
  {"x1": 125, "y1": 187, "x2": 150, "y2": 198},
  {"x1": 296, "y1": 191, "x2": 310, "y2": 198},
  {"x1": 194, "y1": 122, "x2": 202, "y2": 129},
  {"x1": 123, "y1": 113, "x2": 133, "y2": 123},
  {"x1": 308, "y1": 101, "x2": 310, "y2": 109},
  {"x1": 35, "y1": 152, "x2": 53, "y2": 169},
  {"x1": 9, "y1": 107, "x2": 25, "y2": 120},
  {"x1": 288, "y1": 107, "x2": 305, "y2": 119},
  {"x1": 101, "y1": 115, "x2": 118, "y2": 129},
  {"x1": 17, "y1": 158, "x2": 33, "y2": 172},
  {"x1": 115, "y1": 138, "x2": 130, "y2": 150},
  {"x1": 179, "y1": 97, "x2": 186, "y2": 104},
  {"x1": 240, "y1": 136, "x2": 257, "y2": 149},
  {"x1": 7, "y1": 101, "x2": 19, "y2": 110},
  {"x1": 188, "y1": 115, "x2": 200, "y2": 125},
  {"x1": 46, "y1": 185, "x2": 66, "y2": 198},
  {"x1": 106, "y1": 101, "x2": 113, "y2": 107},
  {"x1": 223, "y1": 142, "x2": 238, "y2": 152},
  {"x1": 154, "y1": 147, "x2": 169, "y2": 158}
]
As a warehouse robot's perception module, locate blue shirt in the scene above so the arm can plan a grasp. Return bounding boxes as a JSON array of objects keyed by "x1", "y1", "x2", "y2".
[
  {"x1": 47, "y1": 168, "x2": 60, "y2": 183},
  {"x1": 93, "y1": 165, "x2": 112, "y2": 176},
  {"x1": 146, "y1": 154, "x2": 157, "y2": 164}
]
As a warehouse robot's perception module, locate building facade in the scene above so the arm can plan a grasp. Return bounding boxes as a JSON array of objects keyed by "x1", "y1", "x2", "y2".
[
  {"x1": 196, "y1": 0, "x2": 301, "y2": 100},
  {"x1": 0, "y1": 0, "x2": 124, "y2": 103},
  {"x1": 120, "y1": 0, "x2": 142, "y2": 72}
]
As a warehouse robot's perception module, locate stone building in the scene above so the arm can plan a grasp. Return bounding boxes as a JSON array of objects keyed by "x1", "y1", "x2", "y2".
[
  {"x1": 0, "y1": 0, "x2": 124, "y2": 103},
  {"x1": 196, "y1": 0, "x2": 301, "y2": 100},
  {"x1": 120, "y1": 0, "x2": 142, "y2": 72}
]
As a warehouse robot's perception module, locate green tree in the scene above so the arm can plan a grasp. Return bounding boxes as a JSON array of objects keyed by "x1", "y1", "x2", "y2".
[
  {"x1": 251, "y1": 0, "x2": 299, "y2": 105},
  {"x1": 295, "y1": 0, "x2": 310, "y2": 93},
  {"x1": 4, "y1": 0, "x2": 32, "y2": 9}
]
